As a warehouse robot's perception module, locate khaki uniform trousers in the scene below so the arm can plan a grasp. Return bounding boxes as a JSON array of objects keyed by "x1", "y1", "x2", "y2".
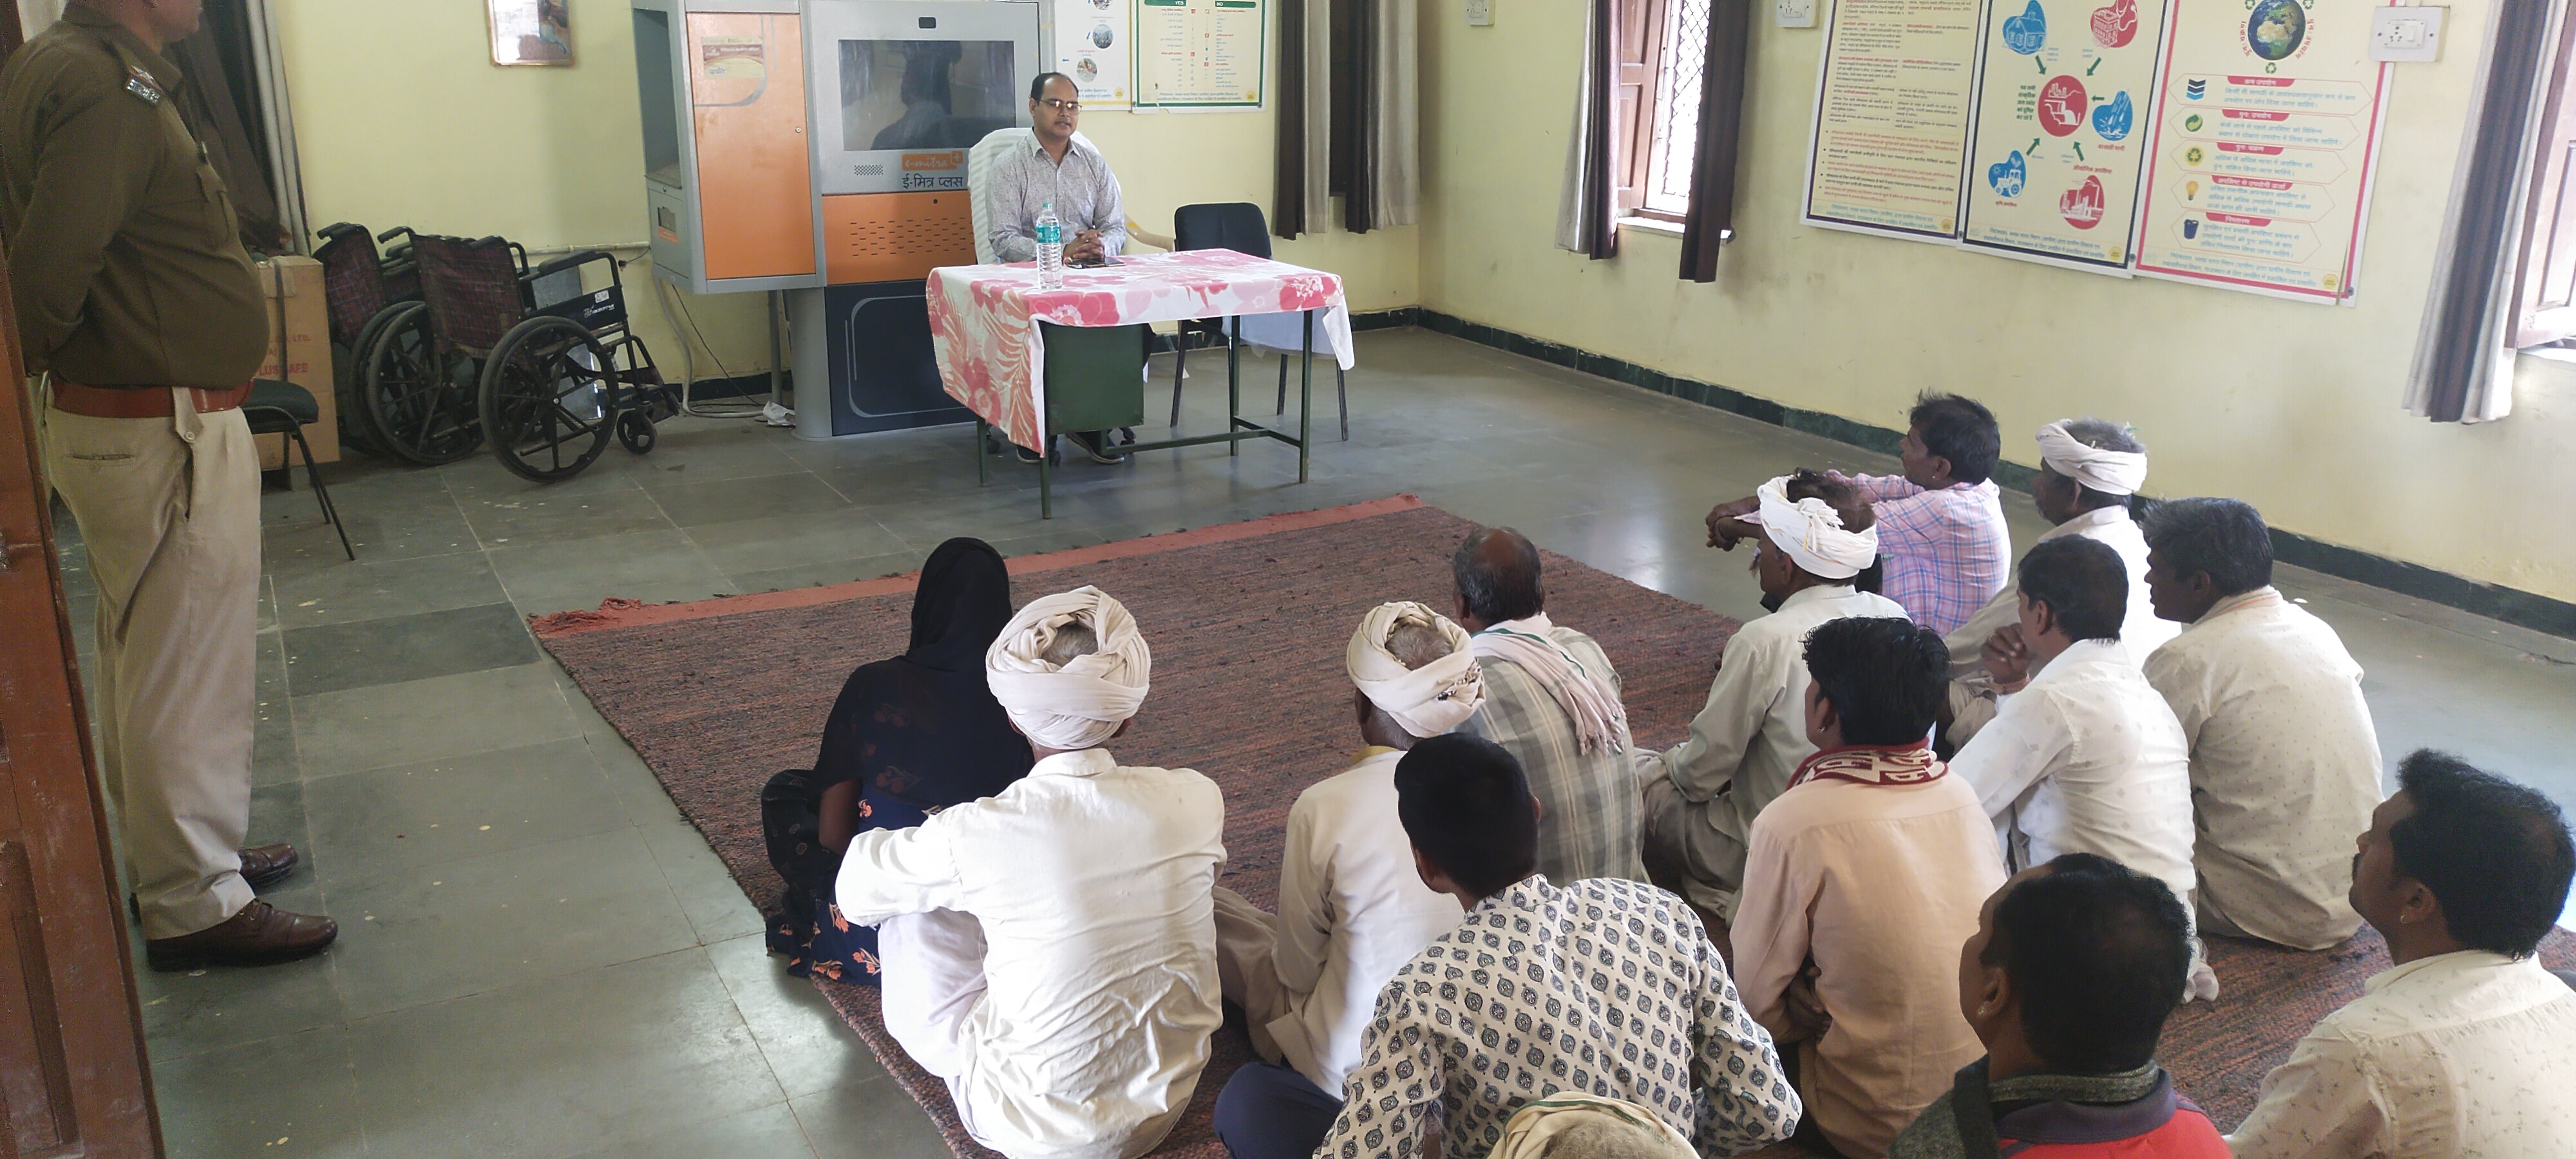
[
  {"x1": 39, "y1": 385, "x2": 258, "y2": 939},
  {"x1": 1639, "y1": 773, "x2": 1749, "y2": 925}
]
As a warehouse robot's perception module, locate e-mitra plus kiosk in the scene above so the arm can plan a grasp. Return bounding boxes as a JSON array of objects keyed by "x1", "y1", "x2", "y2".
[{"x1": 630, "y1": 0, "x2": 1044, "y2": 440}]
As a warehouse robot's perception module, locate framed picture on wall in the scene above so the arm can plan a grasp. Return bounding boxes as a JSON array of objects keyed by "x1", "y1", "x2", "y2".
[{"x1": 488, "y1": 0, "x2": 574, "y2": 66}]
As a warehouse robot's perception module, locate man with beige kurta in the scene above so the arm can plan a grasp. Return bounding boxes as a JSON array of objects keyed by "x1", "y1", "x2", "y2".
[
  {"x1": 1734, "y1": 616, "x2": 2004, "y2": 1159},
  {"x1": 2, "y1": 0, "x2": 334, "y2": 966},
  {"x1": 2139, "y1": 498, "x2": 2382, "y2": 950}
]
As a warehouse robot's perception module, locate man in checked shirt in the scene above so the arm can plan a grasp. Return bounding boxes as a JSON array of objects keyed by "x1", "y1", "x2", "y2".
[
  {"x1": 1707, "y1": 394, "x2": 2010, "y2": 637},
  {"x1": 1212, "y1": 733, "x2": 1800, "y2": 1159}
]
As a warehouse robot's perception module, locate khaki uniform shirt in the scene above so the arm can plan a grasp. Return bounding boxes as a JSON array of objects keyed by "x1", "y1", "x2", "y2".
[{"x1": 0, "y1": 4, "x2": 266, "y2": 388}]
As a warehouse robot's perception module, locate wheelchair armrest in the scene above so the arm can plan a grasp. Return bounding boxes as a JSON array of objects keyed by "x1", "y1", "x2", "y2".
[
  {"x1": 375, "y1": 225, "x2": 416, "y2": 245},
  {"x1": 526, "y1": 249, "x2": 615, "y2": 283}
]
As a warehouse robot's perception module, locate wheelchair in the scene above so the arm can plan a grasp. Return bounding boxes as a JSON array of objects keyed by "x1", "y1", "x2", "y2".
[
  {"x1": 364, "y1": 233, "x2": 676, "y2": 480},
  {"x1": 312, "y1": 221, "x2": 421, "y2": 455}
]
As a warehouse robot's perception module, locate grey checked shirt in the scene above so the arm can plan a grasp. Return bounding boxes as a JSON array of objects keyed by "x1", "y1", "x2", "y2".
[
  {"x1": 1316, "y1": 876, "x2": 1801, "y2": 1159},
  {"x1": 989, "y1": 136, "x2": 1126, "y2": 263},
  {"x1": 1457, "y1": 627, "x2": 1649, "y2": 887}
]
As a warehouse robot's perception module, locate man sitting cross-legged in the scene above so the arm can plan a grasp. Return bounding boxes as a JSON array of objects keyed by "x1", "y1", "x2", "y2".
[
  {"x1": 1947, "y1": 536, "x2": 2213, "y2": 1000},
  {"x1": 1215, "y1": 733, "x2": 1803, "y2": 1159},
  {"x1": 2139, "y1": 498, "x2": 2382, "y2": 950},
  {"x1": 1942, "y1": 419, "x2": 2178, "y2": 748},
  {"x1": 1888, "y1": 854, "x2": 2230, "y2": 1159},
  {"x1": 1211, "y1": 602, "x2": 1482, "y2": 1106},
  {"x1": 837, "y1": 587, "x2": 1226, "y2": 1159},
  {"x1": 1450, "y1": 526, "x2": 1649, "y2": 884},
  {"x1": 2229, "y1": 751, "x2": 2576, "y2": 1159},
  {"x1": 1645, "y1": 470, "x2": 1907, "y2": 932},
  {"x1": 1732, "y1": 616, "x2": 2005, "y2": 1158}
]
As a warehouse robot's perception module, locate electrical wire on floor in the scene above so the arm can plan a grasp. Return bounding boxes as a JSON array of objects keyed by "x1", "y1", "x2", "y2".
[{"x1": 645, "y1": 256, "x2": 790, "y2": 423}]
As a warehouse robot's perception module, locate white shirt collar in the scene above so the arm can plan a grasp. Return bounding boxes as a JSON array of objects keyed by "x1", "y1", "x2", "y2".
[
  {"x1": 1032, "y1": 748, "x2": 1117, "y2": 778},
  {"x1": 1777, "y1": 584, "x2": 1859, "y2": 613},
  {"x1": 2040, "y1": 505, "x2": 2133, "y2": 542},
  {"x1": 2031, "y1": 636, "x2": 2129, "y2": 681},
  {"x1": 2364, "y1": 947, "x2": 2526, "y2": 994}
]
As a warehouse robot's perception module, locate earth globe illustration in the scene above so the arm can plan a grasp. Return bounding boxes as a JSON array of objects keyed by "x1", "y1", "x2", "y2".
[{"x1": 2247, "y1": 0, "x2": 2305, "y2": 60}]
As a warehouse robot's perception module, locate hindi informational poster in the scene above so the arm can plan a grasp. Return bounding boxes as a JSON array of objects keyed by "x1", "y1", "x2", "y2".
[
  {"x1": 1959, "y1": 0, "x2": 2174, "y2": 271},
  {"x1": 1801, "y1": 0, "x2": 1984, "y2": 240},
  {"x1": 2132, "y1": 0, "x2": 2391, "y2": 302},
  {"x1": 1055, "y1": 0, "x2": 1132, "y2": 109},
  {"x1": 1133, "y1": 0, "x2": 1265, "y2": 110}
]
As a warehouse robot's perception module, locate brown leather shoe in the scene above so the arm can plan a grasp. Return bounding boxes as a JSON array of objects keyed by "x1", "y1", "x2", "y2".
[
  {"x1": 146, "y1": 900, "x2": 337, "y2": 971},
  {"x1": 239, "y1": 843, "x2": 300, "y2": 889}
]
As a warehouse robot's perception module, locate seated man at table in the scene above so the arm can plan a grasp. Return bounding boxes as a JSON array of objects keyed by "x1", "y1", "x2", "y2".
[
  {"x1": 990, "y1": 71, "x2": 1129, "y2": 466},
  {"x1": 836, "y1": 586, "x2": 1226, "y2": 1159}
]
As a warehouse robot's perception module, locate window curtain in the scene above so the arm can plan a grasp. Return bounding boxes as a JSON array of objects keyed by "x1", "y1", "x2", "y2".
[
  {"x1": 13, "y1": 0, "x2": 57, "y2": 43},
  {"x1": 1274, "y1": 0, "x2": 1332, "y2": 238},
  {"x1": 170, "y1": 1, "x2": 289, "y2": 254},
  {"x1": 1677, "y1": 0, "x2": 1749, "y2": 282},
  {"x1": 1555, "y1": 0, "x2": 1617, "y2": 259},
  {"x1": 2405, "y1": 0, "x2": 2563, "y2": 423},
  {"x1": 1275, "y1": 0, "x2": 1412, "y2": 238}
]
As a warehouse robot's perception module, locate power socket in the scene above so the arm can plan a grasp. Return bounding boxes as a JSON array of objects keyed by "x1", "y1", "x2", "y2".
[
  {"x1": 1777, "y1": 0, "x2": 1816, "y2": 26},
  {"x1": 1464, "y1": 0, "x2": 1493, "y2": 26},
  {"x1": 2369, "y1": 6, "x2": 2444, "y2": 62}
]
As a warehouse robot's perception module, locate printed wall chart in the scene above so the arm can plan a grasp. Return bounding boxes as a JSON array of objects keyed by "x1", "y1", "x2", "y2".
[
  {"x1": 2131, "y1": 0, "x2": 2391, "y2": 301},
  {"x1": 1056, "y1": 0, "x2": 1133, "y2": 109},
  {"x1": 1133, "y1": 0, "x2": 1265, "y2": 109},
  {"x1": 1959, "y1": 0, "x2": 2175, "y2": 270},
  {"x1": 1801, "y1": 0, "x2": 1985, "y2": 240}
]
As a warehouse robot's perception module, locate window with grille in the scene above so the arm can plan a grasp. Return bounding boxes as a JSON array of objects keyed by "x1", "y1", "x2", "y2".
[{"x1": 1611, "y1": 0, "x2": 1710, "y2": 221}]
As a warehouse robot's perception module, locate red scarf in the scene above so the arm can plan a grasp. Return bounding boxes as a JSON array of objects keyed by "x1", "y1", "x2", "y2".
[{"x1": 1786, "y1": 740, "x2": 1947, "y2": 789}]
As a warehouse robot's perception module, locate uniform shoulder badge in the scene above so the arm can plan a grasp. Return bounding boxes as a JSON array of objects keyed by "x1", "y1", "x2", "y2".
[{"x1": 122, "y1": 64, "x2": 163, "y2": 106}]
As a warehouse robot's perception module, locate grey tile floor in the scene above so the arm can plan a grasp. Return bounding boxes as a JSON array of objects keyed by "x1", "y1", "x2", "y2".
[{"x1": 46, "y1": 328, "x2": 2576, "y2": 1157}]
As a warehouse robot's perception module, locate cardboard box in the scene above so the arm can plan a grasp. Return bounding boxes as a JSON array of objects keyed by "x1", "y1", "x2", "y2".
[{"x1": 254, "y1": 255, "x2": 338, "y2": 471}]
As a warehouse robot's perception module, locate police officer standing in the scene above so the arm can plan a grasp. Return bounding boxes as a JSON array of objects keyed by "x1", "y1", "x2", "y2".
[{"x1": 1, "y1": 0, "x2": 334, "y2": 968}]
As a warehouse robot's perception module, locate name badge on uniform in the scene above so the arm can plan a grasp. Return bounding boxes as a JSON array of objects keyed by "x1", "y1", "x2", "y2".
[{"x1": 123, "y1": 65, "x2": 163, "y2": 106}]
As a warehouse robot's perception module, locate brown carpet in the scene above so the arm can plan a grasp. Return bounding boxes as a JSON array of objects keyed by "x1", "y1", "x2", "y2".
[{"x1": 535, "y1": 495, "x2": 2573, "y2": 1156}]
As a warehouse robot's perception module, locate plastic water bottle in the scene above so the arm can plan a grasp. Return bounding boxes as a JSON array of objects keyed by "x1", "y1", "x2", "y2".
[{"x1": 1035, "y1": 200, "x2": 1065, "y2": 290}]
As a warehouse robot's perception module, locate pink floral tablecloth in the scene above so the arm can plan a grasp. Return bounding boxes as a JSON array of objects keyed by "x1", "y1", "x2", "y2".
[{"x1": 928, "y1": 249, "x2": 1353, "y2": 450}]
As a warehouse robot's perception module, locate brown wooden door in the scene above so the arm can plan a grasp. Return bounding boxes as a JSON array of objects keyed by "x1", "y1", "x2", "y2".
[{"x1": 0, "y1": 246, "x2": 164, "y2": 1154}]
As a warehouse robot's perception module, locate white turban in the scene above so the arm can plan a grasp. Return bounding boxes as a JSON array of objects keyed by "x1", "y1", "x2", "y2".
[
  {"x1": 1751, "y1": 474, "x2": 1879, "y2": 580},
  {"x1": 1347, "y1": 602, "x2": 1486, "y2": 739},
  {"x1": 985, "y1": 586, "x2": 1151, "y2": 750},
  {"x1": 2035, "y1": 420, "x2": 2148, "y2": 496}
]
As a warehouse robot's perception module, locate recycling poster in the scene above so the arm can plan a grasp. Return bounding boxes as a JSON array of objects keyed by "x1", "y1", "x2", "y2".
[
  {"x1": 1959, "y1": 0, "x2": 2174, "y2": 270},
  {"x1": 2132, "y1": 0, "x2": 2392, "y2": 301}
]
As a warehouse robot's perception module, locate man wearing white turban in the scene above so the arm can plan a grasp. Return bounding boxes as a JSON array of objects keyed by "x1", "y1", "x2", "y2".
[
  {"x1": 836, "y1": 586, "x2": 1228, "y2": 1159},
  {"x1": 1940, "y1": 419, "x2": 2178, "y2": 749},
  {"x1": 1211, "y1": 603, "x2": 1482, "y2": 1133},
  {"x1": 1641, "y1": 470, "x2": 1909, "y2": 932}
]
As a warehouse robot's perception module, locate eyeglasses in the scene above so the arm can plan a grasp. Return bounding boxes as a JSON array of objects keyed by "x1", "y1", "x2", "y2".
[{"x1": 1038, "y1": 98, "x2": 1081, "y2": 112}]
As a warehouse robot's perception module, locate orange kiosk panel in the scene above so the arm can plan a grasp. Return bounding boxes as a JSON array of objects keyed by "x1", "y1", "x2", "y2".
[
  {"x1": 822, "y1": 191, "x2": 976, "y2": 284},
  {"x1": 686, "y1": 12, "x2": 815, "y2": 281}
]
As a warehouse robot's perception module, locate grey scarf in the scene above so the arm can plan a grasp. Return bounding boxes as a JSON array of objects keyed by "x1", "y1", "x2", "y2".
[{"x1": 1886, "y1": 1059, "x2": 2168, "y2": 1159}]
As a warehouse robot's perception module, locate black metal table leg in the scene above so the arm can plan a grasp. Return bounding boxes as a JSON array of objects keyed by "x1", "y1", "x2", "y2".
[
  {"x1": 1227, "y1": 316, "x2": 1242, "y2": 458},
  {"x1": 976, "y1": 418, "x2": 989, "y2": 487},
  {"x1": 1039, "y1": 429, "x2": 1052, "y2": 519},
  {"x1": 1300, "y1": 310, "x2": 1313, "y2": 484}
]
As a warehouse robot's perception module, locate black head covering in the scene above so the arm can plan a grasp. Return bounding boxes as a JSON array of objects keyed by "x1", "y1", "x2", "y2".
[{"x1": 812, "y1": 538, "x2": 1034, "y2": 811}]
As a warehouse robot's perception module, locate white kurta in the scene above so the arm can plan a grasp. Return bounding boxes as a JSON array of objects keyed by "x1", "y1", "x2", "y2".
[
  {"x1": 2143, "y1": 588, "x2": 2383, "y2": 950},
  {"x1": 1947, "y1": 637, "x2": 2197, "y2": 912},
  {"x1": 2228, "y1": 950, "x2": 2576, "y2": 1159},
  {"x1": 1943, "y1": 507, "x2": 2179, "y2": 744},
  {"x1": 836, "y1": 748, "x2": 1227, "y2": 1159},
  {"x1": 1647, "y1": 584, "x2": 1913, "y2": 852},
  {"x1": 1263, "y1": 748, "x2": 1465, "y2": 1094}
]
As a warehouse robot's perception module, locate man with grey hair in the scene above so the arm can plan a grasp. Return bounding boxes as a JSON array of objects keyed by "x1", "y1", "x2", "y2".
[
  {"x1": 1450, "y1": 527, "x2": 1648, "y2": 885},
  {"x1": 1943, "y1": 419, "x2": 2178, "y2": 747},
  {"x1": 2141, "y1": 498, "x2": 2383, "y2": 950}
]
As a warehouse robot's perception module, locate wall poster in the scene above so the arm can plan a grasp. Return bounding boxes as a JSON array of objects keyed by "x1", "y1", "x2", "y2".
[
  {"x1": 1801, "y1": 0, "x2": 1985, "y2": 240},
  {"x1": 1133, "y1": 0, "x2": 1265, "y2": 110},
  {"x1": 1055, "y1": 0, "x2": 1133, "y2": 109},
  {"x1": 1959, "y1": 0, "x2": 2175, "y2": 270},
  {"x1": 2131, "y1": 0, "x2": 2392, "y2": 302}
]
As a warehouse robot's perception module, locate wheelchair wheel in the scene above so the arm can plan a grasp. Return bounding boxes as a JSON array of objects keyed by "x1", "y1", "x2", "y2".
[
  {"x1": 479, "y1": 315, "x2": 614, "y2": 482},
  {"x1": 334, "y1": 305, "x2": 406, "y2": 455},
  {"x1": 364, "y1": 301, "x2": 483, "y2": 465},
  {"x1": 616, "y1": 410, "x2": 656, "y2": 455}
]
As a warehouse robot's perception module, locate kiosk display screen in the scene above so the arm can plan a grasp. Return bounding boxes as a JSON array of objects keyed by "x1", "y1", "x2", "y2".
[{"x1": 837, "y1": 39, "x2": 1019, "y2": 154}]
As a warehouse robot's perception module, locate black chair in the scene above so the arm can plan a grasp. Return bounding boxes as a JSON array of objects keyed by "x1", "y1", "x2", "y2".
[
  {"x1": 244, "y1": 379, "x2": 354, "y2": 561},
  {"x1": 1169, "y1": 202, "x2": 1348, "y2": 439}
]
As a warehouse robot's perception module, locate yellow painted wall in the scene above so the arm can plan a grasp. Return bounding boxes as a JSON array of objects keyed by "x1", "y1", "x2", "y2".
[
  {"x1": 1420, "y1": 0, "x2": 2576, "y2": 603},
  {"x1": 272, "y1": 0, "x2": 1416, "y2": 390}
]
